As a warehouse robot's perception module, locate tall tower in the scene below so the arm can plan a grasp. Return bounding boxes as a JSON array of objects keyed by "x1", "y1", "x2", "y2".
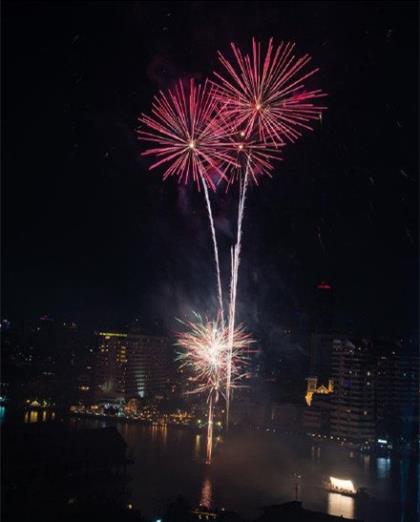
[
  {"x1": 313, "y1": 281, "x2": 333, "y2": 333},
  {"x1": 125, "y1": 328, "x2": 173, "y2": 400},
  {"x1": 94, "y1": 332, "x2": 128, "y2": 400},
  {"x1": 330, "y1": 338, "x2": 375, "y2": 444}
]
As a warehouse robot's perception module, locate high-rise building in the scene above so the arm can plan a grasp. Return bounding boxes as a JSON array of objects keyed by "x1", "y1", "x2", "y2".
[
  {"x1": 375, "y1": 339, "x2": 419, "y2": 441},
  {"x1": 94, "y1": 332, "x2": 128, "y2": 400},
  {"x1": 304, "y1": 335, "x2": 419, "y2": 445},
  {"x1": 308, "y1": 333, "x2": 336, "y2": 384},
  {"x1": 313, "y1": 282, "x2": 334, "y2": 333},
  {"x1": 125, "y1": 330, "x2": 173, "y2": 400},
  {"x1": 330, "y1": 338, "x2": 376, "y2": 444},
  {"x1": 302, "y1": 392, "x2": 333, "y2": 436}
]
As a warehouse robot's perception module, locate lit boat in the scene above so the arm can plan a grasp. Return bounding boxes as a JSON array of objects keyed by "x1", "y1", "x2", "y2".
[{"x1": 325, "y1": 476, "x2": 357, "y2": 497}]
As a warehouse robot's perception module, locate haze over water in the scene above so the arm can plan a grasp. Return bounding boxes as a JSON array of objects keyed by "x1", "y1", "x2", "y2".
[{"x1": 63, "y1": 415, "x2": 417, "y2": 522}]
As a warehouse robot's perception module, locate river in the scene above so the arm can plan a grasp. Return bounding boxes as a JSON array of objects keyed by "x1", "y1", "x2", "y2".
[{"x1": 5, "y1": 409, "x2": 419, "y2": 521}]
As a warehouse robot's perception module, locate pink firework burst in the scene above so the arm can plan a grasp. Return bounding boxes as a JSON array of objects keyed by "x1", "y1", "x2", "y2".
[
  {"x1": 138, "y1": 78, "x2": 236, "y2": 190},
  {"x1": 213, "y1": 38, "x2": 327, "y2": 145}
]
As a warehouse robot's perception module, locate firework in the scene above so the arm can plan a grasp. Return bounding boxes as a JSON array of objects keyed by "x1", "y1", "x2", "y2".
[
  {"x1": 176, "y1": 314, "x2": 252, "y2": 462},
  {"x1": 213, "y1": 38, "x2": 327, "y2": 144},
  {"x1": 176, "y1": 315, "x2": 251, "y2": 398},
  {"x1": 217, "y1": 114, "x2": 284, "y2": 187},
  {"x1": 138, "y1": 79, "x2": 235, "y2": 319},
  {"x1": 139, "y1": 40, "x2": 326, "y2": 434},
  {"x1": 212, "y1": 38, "x2": 326, "y2": 428},
  {"x1": 137, "y1": 78, "x2": 236, "y2": 188}
]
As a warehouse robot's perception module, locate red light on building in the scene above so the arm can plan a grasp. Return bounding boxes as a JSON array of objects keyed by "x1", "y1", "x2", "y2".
[{"x1": 317, "y1": 282, "x2": 332, "y2": 290}]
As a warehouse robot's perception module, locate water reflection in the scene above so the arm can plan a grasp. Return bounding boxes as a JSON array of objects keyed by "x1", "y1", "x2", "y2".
[
  {"x1": 310, "y1": 446, "x2": 321, "y2": 460},
  {"x1": 194, "y1": 434, "x2": 202, "y2": 461},
  {"x1": 376, "y1": 457, "x2": 391, "y2": 479},
  {"x1": 5, "y1": 414, "x2": 408, "y2": 522},
  {"x1": 24, "y1": 410, "x2": 39, "y2": 423},
  {"x1": 327, "y1": 492, "x2": 355, "y2": 519},
  {"x1": 362, "y1": 454, "x2": 370, "y2": 476},
  {"x1": 24, "y1": 409, "x2": 54, "y2": 423},
  {"x1": 200, "y1": 476, "x2": 213, "y2": 508},
  {"x1": 161, "y1": 424, "x2": 168, "y2": 450}
]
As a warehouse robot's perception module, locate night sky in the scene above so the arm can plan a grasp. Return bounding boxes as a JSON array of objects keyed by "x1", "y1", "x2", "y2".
[{"x1": 2, "y1": 1, "x2": 418, "y2": 336}]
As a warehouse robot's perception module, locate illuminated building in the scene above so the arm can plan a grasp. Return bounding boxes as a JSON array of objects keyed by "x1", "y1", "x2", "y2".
[
  {"x1": 303, "y1": 333, "x2": 335, "y2": 436},
  {"x1": 305, "y1": 376, "x2": 334, "y2": 406},
  {"x1": 304, "y1": 335, "x2": 419, "y2": 445},
  {"x1": 374, "y1": 339, "x2": 419, "y2": 441},
  {"x1": 330, "y1": 338, "x2": 376, "y2": 444},
  {"x1": 125, "y1": 329, "x2": 173, "y2": 400},
  {"x1": 94, "y1": 332, "x2": 128, "y2": 400},
  {"x1": 302, "y1": 386, "x2": 333, "y2": 436}
]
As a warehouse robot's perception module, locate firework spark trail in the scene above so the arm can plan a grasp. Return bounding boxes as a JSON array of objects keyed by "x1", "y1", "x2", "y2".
[
  {"x1": 201, "y1": 175, "x2": 224, "y2": 324},
  {"x1": 226, "y1": 157, "x2": 250, "y2": 429}
]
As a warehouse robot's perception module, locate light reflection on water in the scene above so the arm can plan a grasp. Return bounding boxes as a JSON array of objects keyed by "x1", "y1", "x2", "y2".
[
  {"x1": 327, "y1": 492, "x2": 355, "y2": 519},
  {"x1": 24, "y1": 409, "x2": 55, "y2": 423},
  {"x1": 6, "y1": 411, "x2": 417, "y2": 522},
  {"x1": 310, "y1": 445, "x2": 321, "y2": 460},
  {"x1": 376, "y1": 457, "x2": 391, "y2": 479},
  {"x1": 363, "y1": 454, "x2": 371, "y2": 470},
  {"x1": 194, "y1": 434, "x2": 202, "y2": 461},
  {"x1": 200, "y1": 476, "x2": 213, "y2": 508}
]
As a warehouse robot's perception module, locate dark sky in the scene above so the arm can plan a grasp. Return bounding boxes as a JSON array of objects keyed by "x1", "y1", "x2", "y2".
[{"x1": 2, "y1": 1, "x2": 418, "y2": 336}]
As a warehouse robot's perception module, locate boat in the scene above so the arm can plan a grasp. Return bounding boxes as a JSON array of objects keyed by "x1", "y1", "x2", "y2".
[{"x1": 325, "y1": 476, "x2": 368, "y2": 497}]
